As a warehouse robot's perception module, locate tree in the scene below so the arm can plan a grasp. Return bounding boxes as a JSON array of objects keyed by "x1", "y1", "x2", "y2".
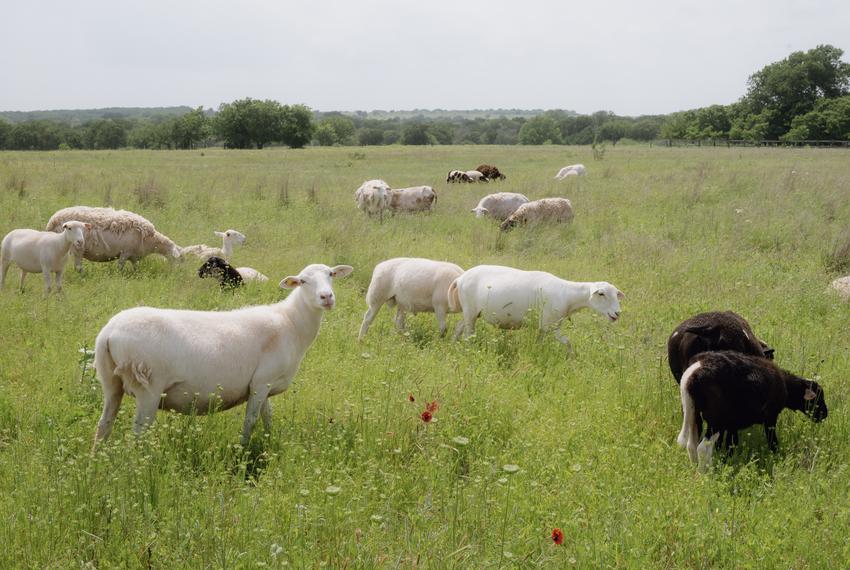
[
  {"x1": 739, "y1": 44, "x2": 850, "y2": 139},
  {"x1": 518, "y1": 115, "x2": 563, "y2": 145},
  {"x1": 783, "y1": 95, "x2": 850, "y2": 140},
  {"x1": 0, "y1": 119, "x2": 10, "y2": 149},
  {"x1": 214, "y1": 98, "x2": 288, "y2": 149},
  {"x1": 598, "y1": 119, "x2": 630, "y2": 144},
  {"x1": 401, "y1": 123, "x2": 431, "y2": 145},
  {"x1": 171, "y1": 107, "x2": 209, "y2": 149},
  {"x1": 357, "y1": 128, "x2": 385, "y2": 146},
  {"x1": 280, "y1": 104, "x2": 315, "y2": 149},
  {"x1": 314, "y1": 116, "x2": 355, "y2": 146}
]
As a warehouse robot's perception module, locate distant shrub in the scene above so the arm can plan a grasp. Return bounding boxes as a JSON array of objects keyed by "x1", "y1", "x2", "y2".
[{"x1": 824, "y1": 230, "x2": 850, "y2": 273}]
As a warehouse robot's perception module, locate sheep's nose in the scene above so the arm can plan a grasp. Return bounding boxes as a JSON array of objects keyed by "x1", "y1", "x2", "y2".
[{"x1": 320, "y1": 292, "x2": 334, "y2": 302}]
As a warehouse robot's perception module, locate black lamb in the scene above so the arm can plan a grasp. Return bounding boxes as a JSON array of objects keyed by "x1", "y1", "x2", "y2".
[{"x1": 198, "y1": 256, "x2": 243, "y2": 290}]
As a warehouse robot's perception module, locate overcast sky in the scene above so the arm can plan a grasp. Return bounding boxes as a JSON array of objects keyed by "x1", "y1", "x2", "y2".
[{"x1": 3, "y1": 0, "x2": 848, "y2": 116}]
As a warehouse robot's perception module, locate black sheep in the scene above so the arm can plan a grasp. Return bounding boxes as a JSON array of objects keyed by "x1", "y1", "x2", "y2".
[
  {"x1": 667, "y1": 311, "x2": 774, "y2": 383},
  {"x1": 198, "y1": 256, "x2": 243, "y2": 290},
  {"x1": 677, "y1": 351, "x2": 827, "y2": 470}
]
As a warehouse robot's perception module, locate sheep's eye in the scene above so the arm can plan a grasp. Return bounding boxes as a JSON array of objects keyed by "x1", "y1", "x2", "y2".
[{"x1": 596, "y1": 291, "x2": 605, "y2": 296}]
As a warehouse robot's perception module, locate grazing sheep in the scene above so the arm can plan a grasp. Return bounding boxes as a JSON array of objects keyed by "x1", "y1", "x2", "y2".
[
  {"x1": 236, "y1": 267, "x2": 269, "y2": 283},
  {"x1": 359, "y1": 257, "x2": 464, "y2": 339},
  {"x1": 667, "y1": 311, "x2": 774, "y2": 383},
  {"x1": 198, "y1": 256, "x2": 243, "y2": 290},
  {"x1": 389, "y1": 186, "x2": 437, "y2": 213},
  {"x1": 181, "y1": 229, "x2": 247, "y2": 261},
  {"x1": 355, "y1": 179, "x2": 392, "y2": 220},
  {"x1": 465, "y1": 170, "x2": 488, "y2": 183},
  {"x1": 475, "y1": 164, "x2": 506, "y2": 181},
  {"x1": 446, "y1": 170, "x2": 472, "y2": 183},
  {"x1": 830, "y1": 276, "x2": 850, "y2": 300},
  {"x1": 554, "y1": 164, "x2": 587, "y2": 179},
  {"x1": 448, "y1": 264, "x2": 624, "y2": 347},
  {"x1": 471, "y1": 192, "x2": 530, "y2": 221},
  {"x1": 93, "y1": 263, "x2": 354, "y2": 447},
  {"x1": 1, "y1": 221, "x2": 90, "y2": 295},
  {"x1": 46, "y1": 206, "x2": 181, "y2": 271},
  {"x1": 677, "y1": 351, "x2": 828, "y2": 471},
  {"x1": 500, "y1": 198, "x2": 574, "y2": 231}
]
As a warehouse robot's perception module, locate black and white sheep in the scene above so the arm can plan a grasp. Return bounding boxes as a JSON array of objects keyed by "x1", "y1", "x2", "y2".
[
  {"x1": 198, "y1": 256, "x2": 243, "y2": 290},
  {"x1": 677, "y1": 351, "x2": 828, "y2": 471},
  {"x1": 667, "y1": 311, "x2": 774, "y2": 383}
]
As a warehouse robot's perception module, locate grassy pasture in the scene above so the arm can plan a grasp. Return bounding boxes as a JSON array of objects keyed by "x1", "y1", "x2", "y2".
[{"x1": 0, "y1": 145, "x2": 848, "y2": 568}]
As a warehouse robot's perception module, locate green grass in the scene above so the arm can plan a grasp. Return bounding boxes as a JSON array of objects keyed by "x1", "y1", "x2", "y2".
[{"x1": 1, "y1": 145, "x2": 848, "y2": 568}]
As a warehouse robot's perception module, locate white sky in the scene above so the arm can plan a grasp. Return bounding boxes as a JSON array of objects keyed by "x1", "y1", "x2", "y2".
[{"x1": 2, "y1": 0, "x2": 848, "y2": 116}]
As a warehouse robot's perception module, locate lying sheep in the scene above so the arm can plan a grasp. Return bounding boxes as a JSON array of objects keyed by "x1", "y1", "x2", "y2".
[
  {"x1": 500, "y1": 198, "x2": 574, "y2": 231},
  {"x1": 830, "y1": 276, "x2": 850, "y2": 300},
  {"x1": 1, "y1": 221, "x2": 90, "y2": 295},
  {"x1": 677, "y1": 351, "x2": 828, "y2": 471},
  {"x1": 667, "y1": 311, "x2": 774, "y2": 383},
  {"x1": 448, "y1": 264, "x2": 624, "y2": 347},
  {"x1": 359, "y1": 257, "x2": 464, "y2": 339},
  {"x1": 471, "y1": 192, "x2": 530, "y2": 221},
  {"x1": 355, "y1": 179, "x2": 392, "y2": 220},
  {"x1": 198, "y1": 256, "x2": 243, "y2": 290},
  {"x1": 465, "y1": 170, "x2": 488, "y2": 183},
  {"x1": 181, "y1": 229, "x2": 246, "y2": 261},
  {"x1": 46, "y1": 206, "x2": 181, "y2": 271},
  {"x1": 475, "y1": 164, "x2": 506, "y2": 181},
  {"x1": 555, "y1": 164, "x2": 586, "y2": 179},
  {"x1": 93, "y1": 263, "x2": 354, "y2": 448},
  {"x1": 447, "y1": 170, "x2": 472, "y2": 183},
  {"x1": 235, "y1": 267, "x2": 269, "y2": 283},
  {"x1": 389, "y1": 186, "x2": 437, "y2": 214}
]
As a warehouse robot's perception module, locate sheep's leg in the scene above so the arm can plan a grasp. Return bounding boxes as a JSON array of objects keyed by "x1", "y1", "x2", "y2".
[
  {"x1": 0, "y1": 257, "x2": 9, "y2": 290},
  {"x1": 764, "y1": 419, "x2": 779, "y2": 452},
  {"x1": 118, "y1": 252, "x2": 130, "y2": 270},
  {"x1": 435, "y1": 305, "x2": 448, "y2": 337},
  {"x1": 459, "y1": 309, "x2": 479, "y2": 340},
  {"x1": 42, "y1": 271, "x2": 52, "y2": 296},
  {"x1": 18, "y1": 270, "x2": 27, "y2": 293},
  {"x1": 240, "y1": 389, "x2": 269, "y2": 447},
  {"x1": 358, "y1": 304, "x2": 382, "y2": 340},
  {"x1": 94, "y1": 373, "x2": 125, "y2": 448},
  {"x1": 74, "y1": 251, "x2": 84, "y2": 274},
  {"x1": 54, "y1": 270, "x2": 64, "y2": 295},
  {"x1": 259, "y1": 398, "x2": 273, "y2": 434},
  {"x1": 132, "y1": 392, "x2": 162, "y2": 436},
  {"x1": 453, "y1": 319, "x2": 466, "y2": 340},
  {"x1": 697, "y1": 433, "x2": 720, "y2": 473},
  {"x1": 394, "y1": 307, "x2": 406, "y2": 331}
]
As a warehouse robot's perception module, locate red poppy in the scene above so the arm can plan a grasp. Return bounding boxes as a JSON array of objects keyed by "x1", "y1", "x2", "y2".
[
  {"x1": 551, "y1": 528, "x2": 564, "y2": 545},
  {"x1": 408, "y1": 394, "x2": 415, "y2": 402},
  {"x1": 420, "y1": 410, "x2": 433, "y2": 423},
  {"x1": 426, "y1": 400, "x2": 439, "y2": 413}
]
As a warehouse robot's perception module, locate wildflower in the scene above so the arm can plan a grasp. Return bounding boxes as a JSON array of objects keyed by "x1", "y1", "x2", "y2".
[
  {"x1": 426, "y1": 400, "x2": 439, "y2": 413},
  {"x1": 421, "y1": 410, "x2": 433, "y2": 423},
  {"x1": 551, "y1": 528, "x2": 564, "y2": 545}
]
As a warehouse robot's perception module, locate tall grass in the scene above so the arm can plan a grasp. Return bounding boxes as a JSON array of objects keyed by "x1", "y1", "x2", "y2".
[{"x1": 0, "y1": 146, "x2": 848, "y2": 567}]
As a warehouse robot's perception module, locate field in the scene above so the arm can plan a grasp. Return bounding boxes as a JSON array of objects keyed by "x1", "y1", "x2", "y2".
[{"x1": 0, "y1": 145, "x2": 848, "y2": 568}]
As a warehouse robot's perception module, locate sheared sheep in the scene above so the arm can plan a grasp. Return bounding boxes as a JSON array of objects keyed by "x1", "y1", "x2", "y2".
[
  {"x1": 355, "y1": 179, "x2": 392, "y2": 220},
  {"x1": 181, "y1": 229, "x2": 246, "y2": 261},
  {"x1": 448, "y1": 264, "x2": 624, "y2": 347},
  {"x1": 93, "y1": 263, "x2": 354, "y2": 448},
  {"x1": 471, "y1": 192, "x2": 530, "y2": 221},
  {"x1": 555, "y1": 164, "x2": 586, "y2": 179},
  {"x1": 46, "y1": 206, "x2": 181, "y2": 271},
  {"x1": 389, "y1": 186, "x2": 437, "y2": 213},
  {"x1": 677, "y1": 351, "x2": 828, "y2": 471},
  {"x1": 500, "y1": 198, "x2": 574, "y2": 231},
  {"x1": 359, "y1": 257, "x2": 464, "y2": 339},
  {"x1": 198, "y1": 256, "x2": 243, "y2": 290},
  {"x1": 2, "y1": 221, "x2": 90, "y2": 295}
]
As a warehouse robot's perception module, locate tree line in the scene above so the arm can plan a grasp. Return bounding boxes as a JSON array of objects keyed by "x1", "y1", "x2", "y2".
[{"x1": 0, "y1": 45, "x2": 847, "y2": 151}]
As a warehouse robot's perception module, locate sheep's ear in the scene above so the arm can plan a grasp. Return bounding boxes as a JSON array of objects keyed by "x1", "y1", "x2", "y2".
[
  {"x1": 280, "y1": 276, "x2": 303, "y2": 289},
  {"x1": 804, "y1": 388, "x2": 817, "y2": 401},
  {"x1": 62, "y1": 223, "x2": 69, "y2": 230},
  {"x1": 330, "y1": 265, "x2": 353, "y2": 279},
  {"x1": 616, "y1": 290, "x2": 625, "y2": 300},
  {"x1": 214, "y1": 231, "x2": 225, "y2": 238}
]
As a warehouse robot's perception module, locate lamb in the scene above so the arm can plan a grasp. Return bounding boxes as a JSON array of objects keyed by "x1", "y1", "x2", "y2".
[
  {"x1": 554, "y1": 164, "x2": 587, "y2": 179},
  {"x1": 92, "y1": 263, "x2": 354, "y2": 448},
  {"x1": 1, "y1": 221, "x2": 90, "y2": 295},
  {"x1": 181, "y1": 229, "x2": 247, "y2": 261},
  {"x1": 667, "y1": 311, "x2": 774, "y2": 383},
  {"x1": 355, "y1": 179, "x2": 392, "y2": 220},
  {"x1": 471, "y1": 192, "x2": 530, "y2": 221},
  {"x1": 359, "y1": 257, "x2": 464, "y2": 339},
  {"x1": 500, "y1": 198, "x2": 574, "y2": 231},
  {"x1": 677, "y1": 351, "x2": 828, "y2": 471},
  {"x1": 475, "y1": 164, "x2": 506, "y2": 181},
  {"x1": 46, "y1": 206, "x2": 181, "y2": 271},
  {"x1": 446, "y1": 170, "x2": 472, "y2": 183},
  {"x1": 830, "y1": 276, "x2": 850, "y2": 300},
  {"x1": 198, "y1": 256, "x2": 243, "y2": 290},
  {"x1": 447, "y1": 264, "x2": 624, "y2": 347},
  {"x1": 389, "y1": 186, "x2": 437, "y2": 213}
]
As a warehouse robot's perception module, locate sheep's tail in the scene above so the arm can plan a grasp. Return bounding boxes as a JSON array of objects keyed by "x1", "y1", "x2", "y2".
[
  {"x1": 677, "y1": 361, "x2": 702, "y2": 463},
  {"x1": 447, "y1": 278, "x2": 461, "y2": 313}
]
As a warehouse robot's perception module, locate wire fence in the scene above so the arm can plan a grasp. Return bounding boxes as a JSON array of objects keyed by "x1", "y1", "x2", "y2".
[{"x1": 650, "y1": 139, "x2": 850, "y2": 148}]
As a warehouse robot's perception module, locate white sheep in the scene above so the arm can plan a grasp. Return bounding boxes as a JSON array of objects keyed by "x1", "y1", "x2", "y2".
[
  {"x1": 181, "y1": 229, "x2": 246, "y2": 261},
  {"x1": 447, "y1": 264, "x2": 624, "y2": 347},
  {"x1": 471, "y1": 192, "x2": 530, "y2": 221},
  {"x1": 464, "y1": 170, "x2": 488, "y2": 183},
  {"x1": 46, "y1": 206, "x2": 181, "y2": 271},
  {"x1": 829, "y1": 276, "x2": 850, "y2": 300},
  {"x1": 389, "y1": 186, "x2": 437, "y2": 214},
  {"x1": 92, "y1": 263, "x2": 354, "y2": 447},
  {"x1": 355, "y1": 179, "x2": 392, "y2": 220},
  {"x1": 359, "y1": 257, "x2": 464, "y2": 339},
  {"x1": 236, "y1": 267, "x2": 269, "y2": 283},
  {"x1": 1, "y1": 221, "x2": 90, "y2": 295},
  {"x1": 555, "y1": 164, "x2": 587, "y2": 179},
  {"x1": 500, "y1": 198, "x2": 574, "y2": 231}
]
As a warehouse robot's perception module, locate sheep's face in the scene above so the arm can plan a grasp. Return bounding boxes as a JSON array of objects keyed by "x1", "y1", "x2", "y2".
[
  {"x1": 280, "y1": 264, "x2": 354, "y2": 311},
  {"x1": 61, "y1": 221, "x2": 90, "y2": 249},
  {"x1": 803, "y1": 381, "x2": 828, "y2": 422},
  {"x1": 472, "y1": 207, "x2": 489, "y2": 218},
  {"x1": 215, "y1": 230, "x2": 246, "y2": 247},
  {"x1": 198, "y1": 257, "x2": 228, "y2": 279},
  {"x1": 588, "y1": 283, "x2": 625, "y2": 322}
]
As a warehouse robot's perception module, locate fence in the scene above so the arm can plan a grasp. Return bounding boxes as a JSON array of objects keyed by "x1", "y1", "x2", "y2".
[{"x1": 650, "y1": 139, "x2": 850, "y2": 148}]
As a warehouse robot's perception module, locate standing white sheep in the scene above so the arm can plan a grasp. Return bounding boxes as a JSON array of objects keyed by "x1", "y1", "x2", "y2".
[
  {"x1": 359, "y1": 257, "x2": 464, "y2": 339},
  {"x1": 355, "y1": 179, "x2": 392, "y2": 220},
  {"x1": 555, "y1": 164, "x2": 587, "y2": 179},
  {"x1": 92, "y1": 263, "x2": 354, "y2": 447},
  {"x1": 1, "y1": 221, "x2": 90, "y2": 295},
  {"x1": 389, "y1": 186, "x2": 437, "y2": 214},
  {"x1": 46, "y1": 206, "x2": 181, "y2": 271},
  {"x1": 471, "y1": 192, "x2": 530, "y2": 221}
]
